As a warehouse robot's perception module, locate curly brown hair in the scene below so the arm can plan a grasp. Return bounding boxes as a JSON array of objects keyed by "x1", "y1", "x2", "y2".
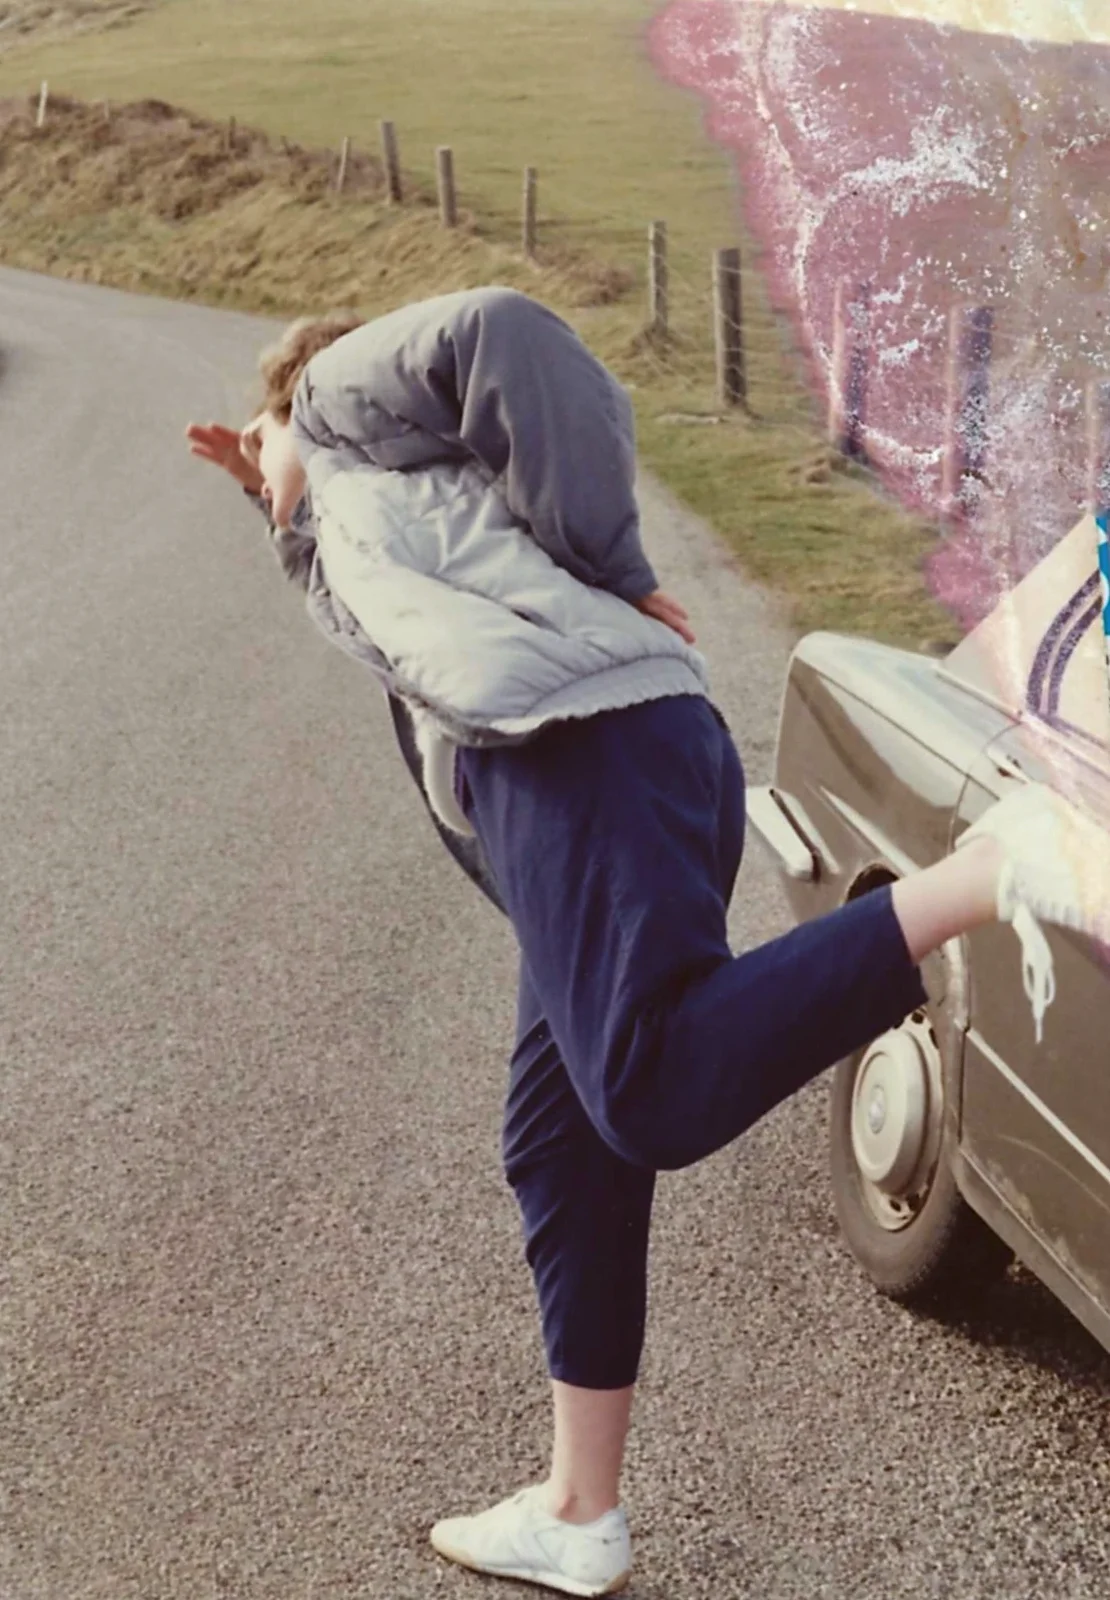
[{"x1": 257, "y1": 311, "x2": 365, "y2": 422}]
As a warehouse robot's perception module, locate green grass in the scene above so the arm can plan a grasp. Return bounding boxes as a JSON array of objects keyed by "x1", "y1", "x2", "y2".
[{"x1": 0, "y1": 0, "x2": 956, "y2": 647}]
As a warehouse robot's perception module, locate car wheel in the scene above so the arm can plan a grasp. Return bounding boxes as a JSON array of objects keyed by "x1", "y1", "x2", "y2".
[{"x1": 829, "y1": 1006, "x2": 1012, "y2": 1305}]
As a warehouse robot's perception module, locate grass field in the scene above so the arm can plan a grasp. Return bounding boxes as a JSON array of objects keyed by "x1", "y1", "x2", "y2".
[{"x1": 0, "y1": 0, "x2": 956, "y2": 646}]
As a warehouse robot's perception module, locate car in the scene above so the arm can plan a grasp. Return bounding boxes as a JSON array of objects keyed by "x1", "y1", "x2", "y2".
[{"x1": 747, "y1": 514, "x2": 1110, "y2": 1352}]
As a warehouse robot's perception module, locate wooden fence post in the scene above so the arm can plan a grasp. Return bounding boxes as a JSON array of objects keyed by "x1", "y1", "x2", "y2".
[
  {"x1": 713, "y1": 247, "x2": 746, "y2": 407},
  {"x1": 648, "y1": 221, "x2": 668, "y2": 339},
  {"x1": 380, "y1": 120, "x2": 402, "y2": 203},
  {"x1": 437, "y1": 146, "x2": 458, "y2": 227},
  {"x1": 336, "y1": 136, "x2": 351, "y2": 194},
  {"x1": 943, "y1": 303, "x2": 994, "y2": 521},
  {"x1": 522, "y1": 167, "x2": 538, "y2": 258},
  {"x1": 828, "y1": 280, "x2": 873, "y2": 460},
  {"x1": 35, "y1": 81, "x2": 48, "y2": 129},
  {"x1": 1086, "y1": 378, "x2": 1110, "y2": 513}
]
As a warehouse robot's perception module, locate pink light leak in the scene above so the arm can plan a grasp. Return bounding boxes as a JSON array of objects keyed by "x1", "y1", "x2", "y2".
[{"x1": 648, "y1": 1, "x2": 1110, "y2": 633}]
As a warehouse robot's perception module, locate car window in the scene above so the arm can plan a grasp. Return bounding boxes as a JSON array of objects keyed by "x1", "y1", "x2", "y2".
[
  {"x1": 1031, "y1": 572, "x2": 1110, "y2": 761},
  {"x1": 945, "y1": 516, "x2": 1110, "y2": 766}
]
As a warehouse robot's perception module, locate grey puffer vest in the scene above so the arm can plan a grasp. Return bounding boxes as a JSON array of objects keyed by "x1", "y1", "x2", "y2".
[
  {"x1": 291, "y1": 288, "x2": 708, "y2": 731},
  {"x1": 285, "y1": 287, "x2": 711, "y2": 830}
]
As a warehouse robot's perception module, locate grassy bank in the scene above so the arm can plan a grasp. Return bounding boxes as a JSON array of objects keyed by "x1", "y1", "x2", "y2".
[{"x1": 0, "y1": 0, "x2": 956, "y2": 646}]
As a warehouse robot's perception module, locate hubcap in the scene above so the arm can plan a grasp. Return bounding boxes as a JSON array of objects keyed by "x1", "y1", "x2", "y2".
[
  {"x1": 867, "y1": 1086, "x2": 887, "y2": 1136},
  {"x1": 850, "y1": 1012, "x2": 944, "y2": 1232}
]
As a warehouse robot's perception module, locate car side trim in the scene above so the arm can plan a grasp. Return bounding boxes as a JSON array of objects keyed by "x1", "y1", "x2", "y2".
[
  {"x1": 774, "y1": 788, "x2": 841, "y2": 877},
  {"x1": 745, "y1": 786, "x2": 817, "y2": 881},
  {"x1": 966, "y1": 1027, "x2": 1110, "y2": 1191}
]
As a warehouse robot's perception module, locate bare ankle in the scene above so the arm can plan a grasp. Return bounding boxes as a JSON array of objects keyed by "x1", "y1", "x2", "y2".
[
  {"x1": 538, "y1": 1480, "x2": 619, "y2": 1524},
  {"x1": 961, "y1": 835, "x2": 1004, "y2": 923},
  {"x1": 892, "y1": 835, "x2": 1003, "y2": 961}
]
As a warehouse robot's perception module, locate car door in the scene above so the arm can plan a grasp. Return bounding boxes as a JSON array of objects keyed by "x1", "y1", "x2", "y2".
[{"x1": 951, "y1": 603, "x2": 1110, "y2": 1329}]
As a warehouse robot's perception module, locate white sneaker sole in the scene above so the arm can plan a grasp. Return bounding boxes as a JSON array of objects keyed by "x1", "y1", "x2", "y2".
[{"x1": 430, "y1": 1527, "x2": 632, "y2": 1598}]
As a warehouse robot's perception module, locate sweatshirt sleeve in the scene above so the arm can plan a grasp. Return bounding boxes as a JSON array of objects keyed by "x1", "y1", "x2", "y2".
[
  {"x1": 294, "y1": 288, "x2": 659, "y2": 602},
  {"x1": 244, "y1": 488, "x2": 317, "y2": 592}
]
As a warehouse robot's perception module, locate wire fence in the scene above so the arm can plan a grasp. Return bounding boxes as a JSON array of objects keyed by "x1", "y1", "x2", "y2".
[{"x1": 40, "y1": 78, "x2": 1102, "y2": 490}]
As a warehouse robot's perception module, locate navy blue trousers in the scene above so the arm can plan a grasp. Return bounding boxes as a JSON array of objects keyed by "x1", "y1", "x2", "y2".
[{"x1": 457, "y1": 696, "x2": 927, "y2": 1390}]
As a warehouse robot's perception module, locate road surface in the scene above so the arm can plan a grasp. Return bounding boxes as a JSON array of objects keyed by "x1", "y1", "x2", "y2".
[{"x1": 1, "y1": 268, "x2": 1107, "y2": 1600}]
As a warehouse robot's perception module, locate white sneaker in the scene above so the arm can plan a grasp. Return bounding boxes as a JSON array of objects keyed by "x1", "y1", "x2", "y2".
[
  {"x1": 430, "y1": 1486, "x2": 632, "y2": 1597},
  {"x1": 957, "y1": 781, "x2": 1110, "y2": 1042}
]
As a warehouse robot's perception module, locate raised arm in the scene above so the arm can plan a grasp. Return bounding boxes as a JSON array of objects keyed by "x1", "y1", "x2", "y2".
[
  {"x1": 243, "y1": 489, "x2": 318, "y2": 591},
  {"x1": 185, "y1": 420, "x2": 317, "y2": 593}
]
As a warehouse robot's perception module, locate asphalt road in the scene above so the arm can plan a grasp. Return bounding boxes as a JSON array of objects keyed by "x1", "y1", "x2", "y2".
[{"x1": 1, "y1": 267, "x2": 1108, "y2": 1600}]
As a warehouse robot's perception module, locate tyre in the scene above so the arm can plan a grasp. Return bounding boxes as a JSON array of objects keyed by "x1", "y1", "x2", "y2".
[{"x1": 829, "y1": 1006, "x2": 1012, "y2": 1305}]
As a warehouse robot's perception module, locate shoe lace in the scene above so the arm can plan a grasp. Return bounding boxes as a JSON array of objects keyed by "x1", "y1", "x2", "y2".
[{"x1": 1009, "y1": 900, "x2": 1057, "y2": 1046}]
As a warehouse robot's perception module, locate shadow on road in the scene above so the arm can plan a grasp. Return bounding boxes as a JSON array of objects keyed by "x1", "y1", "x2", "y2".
[{"x1": 921, "y1": 1264, "x2": 1110, "y2": 1395}]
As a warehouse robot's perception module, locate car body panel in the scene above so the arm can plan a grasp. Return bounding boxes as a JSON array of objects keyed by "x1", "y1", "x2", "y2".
[
  {"x1": 749, "y1": 515, "x2": 1110, "y2": 1353},
  {"x1": 955, "y1": 727, "x2": 1110, "y2": 1337},
  {"x1": 761, "y1": 633, "x2": 1004, "y2": 1129},
  {"x1": 773, "y1": 632, "x2": 1010, "y2": 917}
]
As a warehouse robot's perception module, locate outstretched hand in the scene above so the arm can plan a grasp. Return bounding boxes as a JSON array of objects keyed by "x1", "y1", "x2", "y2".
[
  {"x1": 635, "y1": 589, "x2": 696, "y2": 645},
  {"x1": 185, "y1": 421, "x2": 264, "y2": 495}
]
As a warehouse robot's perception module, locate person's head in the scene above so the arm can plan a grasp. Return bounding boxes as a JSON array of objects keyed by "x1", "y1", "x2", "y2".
[{"x1": 240, "y1": 311, "x2": 363, "y2": 527}]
